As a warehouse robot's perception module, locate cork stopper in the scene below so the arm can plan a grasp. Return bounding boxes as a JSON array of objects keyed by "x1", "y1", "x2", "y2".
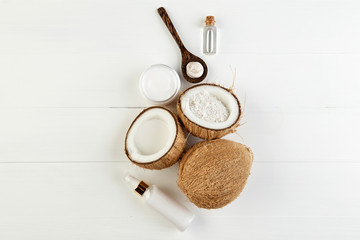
[{"x1": 205, "y1": 16, "x2": 215, "y2": 26}]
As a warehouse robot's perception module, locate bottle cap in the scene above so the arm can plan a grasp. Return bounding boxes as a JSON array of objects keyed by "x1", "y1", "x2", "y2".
[
  {"x1": 205, "y1": 16, "x2": 215, "y2": 26},
  {"x1": 124, "y1": 173, "x2": 149, "y2": 196}
]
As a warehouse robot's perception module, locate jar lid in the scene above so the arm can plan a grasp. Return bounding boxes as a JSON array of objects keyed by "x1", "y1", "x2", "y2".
[{"x1": 139, "y1": 64, "x2": 181, "y2": 104}]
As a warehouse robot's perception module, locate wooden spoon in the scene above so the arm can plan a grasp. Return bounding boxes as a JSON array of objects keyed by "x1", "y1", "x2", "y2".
[{"x1": 158, "y1": 7, "x2": 208, "y2": 83}]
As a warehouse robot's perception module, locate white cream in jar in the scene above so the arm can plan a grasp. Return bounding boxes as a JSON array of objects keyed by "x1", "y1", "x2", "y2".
[{"x1": 139, "y1": 64, "x2": 181, "y2": 105}]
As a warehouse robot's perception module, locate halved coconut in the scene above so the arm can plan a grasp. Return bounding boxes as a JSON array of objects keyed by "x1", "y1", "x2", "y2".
[
  {"x1": 177, "y1": 83, "x2": 241, "y2": 140},
  {"x1": 125, "y1": 107, "x2": 186, "y2": 170}
]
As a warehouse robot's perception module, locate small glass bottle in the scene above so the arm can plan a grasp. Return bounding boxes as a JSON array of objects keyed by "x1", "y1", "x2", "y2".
[
  {"x1": 124, "y1": 174, "x2": 195, "y2": 231},
  {"x1": 203, "y1": 16, "x2": 217, "y2": 55}
]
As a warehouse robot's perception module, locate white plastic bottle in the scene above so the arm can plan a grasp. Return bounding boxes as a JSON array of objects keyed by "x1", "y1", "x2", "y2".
[{"x1": 124, "y1": 174, "x2": 195, "y2": 231}]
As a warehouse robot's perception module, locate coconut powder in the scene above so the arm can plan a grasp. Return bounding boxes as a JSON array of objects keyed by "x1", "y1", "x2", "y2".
[{"x1": 189, "y1": 91, "x2": 230, "y2": 123}]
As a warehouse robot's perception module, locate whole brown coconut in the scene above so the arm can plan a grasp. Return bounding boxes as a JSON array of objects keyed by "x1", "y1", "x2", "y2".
[
  {"x1": 178, "y1": 139, "x2": 253, "y2": 209},
  {"x1": 177, "y1": 83, "x2": 241, "y2": 140},
  {"x1": 125, "y1": 107, "x2": 186, "y2": 170}
]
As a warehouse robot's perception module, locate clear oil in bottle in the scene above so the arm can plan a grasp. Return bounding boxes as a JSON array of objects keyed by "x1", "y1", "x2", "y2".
[{"x1": 203, "y1": 16, "x2": 217, "y2": 55}]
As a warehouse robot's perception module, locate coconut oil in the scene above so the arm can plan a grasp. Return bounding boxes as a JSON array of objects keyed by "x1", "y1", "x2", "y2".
[
  {"x1": 139, "y1": 64, "x2": 181, "y2": 105},
  {"x1": 203, "y1": 16, "x2": 217, "y2": 55}
]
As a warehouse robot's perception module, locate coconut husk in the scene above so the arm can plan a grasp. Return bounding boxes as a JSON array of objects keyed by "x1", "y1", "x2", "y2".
[
  {"x1": 178, "y1": 139, "x2": 253, "y2": 209},
  {"x1": 124, "y1": 107, "x2": 186, "y2": 170},
  {"x1": 177, "y1": 83, "x2": 241, "y2": 140}
]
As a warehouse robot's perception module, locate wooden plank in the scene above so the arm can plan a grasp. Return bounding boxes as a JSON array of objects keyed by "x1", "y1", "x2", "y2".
[
  {"x1": 1, "y1": 53, "x2": 359, "y2": 108},
  {"x1": 228, "y1": 107, "x2": 360, "y2": 162},
  {"x1": 0, "y1": 0, "x2": 359, "y2": 55},
  {"x1": 0, "y1": 108, "x2": 141, "y2": 162},
  {"x1": 0, "y1": 162, "x2": 359, "y2": 239},
  {"x1": 0, "y1": 108, "x2": 359, "y2": 162},
  {"x1": 1, "y1": 0, "x2": 360, "y2": 108}
]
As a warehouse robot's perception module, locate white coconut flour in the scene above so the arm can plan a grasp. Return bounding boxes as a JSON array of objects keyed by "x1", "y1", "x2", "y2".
[{"x1": 189, "y1": 91, "x2": 229, "y2": 123}]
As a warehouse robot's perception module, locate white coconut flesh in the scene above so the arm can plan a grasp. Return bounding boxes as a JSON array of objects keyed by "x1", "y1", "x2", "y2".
[
  {"x1": 180, "y1": 85, "x2": 240, "y2": 130},
  {"x1": 126, "y1": 108, "x2": 177, "y2": 163}
]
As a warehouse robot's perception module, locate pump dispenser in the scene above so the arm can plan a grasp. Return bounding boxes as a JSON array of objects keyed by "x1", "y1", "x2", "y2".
[{"x1": 124, "y1": 174, "x2": 194, "y2": 231}]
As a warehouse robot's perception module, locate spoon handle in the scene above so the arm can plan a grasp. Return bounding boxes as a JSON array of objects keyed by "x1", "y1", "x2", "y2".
[{"x1": 157, "y1": 7, "x2": 186, "y2": 52}]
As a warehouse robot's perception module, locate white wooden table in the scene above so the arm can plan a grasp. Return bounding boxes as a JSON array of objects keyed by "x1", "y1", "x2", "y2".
[{"x1": 1, "y1": 0, "x2": 360, "y2": 239}]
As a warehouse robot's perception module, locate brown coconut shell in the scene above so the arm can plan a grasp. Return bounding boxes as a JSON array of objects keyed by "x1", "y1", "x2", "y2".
[
  {"x1": 124, "y1": 106, "x2": 186, "y2": 170},
  {"x1": 178, "y1": 139, "x2": 253, "y2": 209},
  {"x1": 177, "y1": 83, "x2": 241, "y2": 140}
]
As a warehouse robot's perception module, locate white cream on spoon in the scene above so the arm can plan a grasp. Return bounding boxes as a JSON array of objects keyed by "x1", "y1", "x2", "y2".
[{"x1": 186, "y1": 62, "x2": 204, "y2": 78}]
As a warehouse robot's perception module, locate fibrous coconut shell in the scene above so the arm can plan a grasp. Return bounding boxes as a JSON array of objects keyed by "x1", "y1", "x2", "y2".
[{"x1": 178, "y1": 139, "x2": 253, "y2": 209}]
